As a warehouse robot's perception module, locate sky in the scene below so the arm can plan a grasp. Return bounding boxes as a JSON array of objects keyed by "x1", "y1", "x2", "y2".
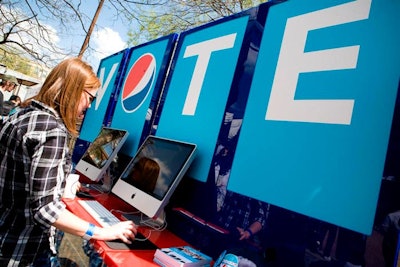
[
  {"x1": 67, "y1": 1, "x2": 129, "y2": 70},
  {"x1": 24, "y1": 1, "x2": 130, "y2": 71},
  {"x1": 1, "y1": 2, "x2": 133, "y2": 99}
]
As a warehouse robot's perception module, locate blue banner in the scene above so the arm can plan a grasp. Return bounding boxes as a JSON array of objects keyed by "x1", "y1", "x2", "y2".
[
  {"x1": 228, "y1": 0, "x2": 400, "y2": 234},
  {"x1": 111, "y1": 35, "x2": 177, "y2": 156},
  {"x1": 155, "y1": 15, "x2": 250, "y2": 182},
  {"x1": 79, "y1": 49, "x2": 127, "y2": 142}
]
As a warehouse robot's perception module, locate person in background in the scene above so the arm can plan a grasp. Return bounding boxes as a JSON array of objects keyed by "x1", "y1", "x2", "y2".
[
  {"x1": 380, "y1": 210, "x2": 400, "y2": 267},
  {"x1": 214, "y1": 190, "x2": 270, "y2": 266},
  {"x1": 215, "y1": 191, "x2": 269, "y2": 243},
  {"x1": 2, "y1": 94, "x2": 22, "y2": 116},
  {"x1": 0, "y1": 57, "x2": 137, "y2": 266},
  {"x1": 0, "y1": 74, "x2": 18, "y2": 119}
]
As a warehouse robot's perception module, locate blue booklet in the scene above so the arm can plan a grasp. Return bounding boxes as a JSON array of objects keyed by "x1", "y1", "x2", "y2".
[{"x1": 154, "y1": 245, "x2": 212, "y2": 267}]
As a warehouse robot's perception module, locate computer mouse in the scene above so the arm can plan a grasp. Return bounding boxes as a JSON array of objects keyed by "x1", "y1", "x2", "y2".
[{"x1": 76, "y1": 191, "x2": 95, "y2": 199}]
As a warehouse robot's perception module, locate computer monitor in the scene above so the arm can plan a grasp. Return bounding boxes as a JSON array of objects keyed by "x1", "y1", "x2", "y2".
[
  {"x1": 112, "y1": 135, "x2": 197, "y2": 222},
  {"x1": 75, "y1": 127, "x2": 129, "y2": 182}
]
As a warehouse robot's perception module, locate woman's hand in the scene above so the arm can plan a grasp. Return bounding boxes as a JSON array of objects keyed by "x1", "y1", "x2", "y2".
[
  {"x1": 236, "y1": 227, "x2": 251, "y2": 240},
  {"x1": 96, "y1": 221, "x2": 137, "y2": 243}
]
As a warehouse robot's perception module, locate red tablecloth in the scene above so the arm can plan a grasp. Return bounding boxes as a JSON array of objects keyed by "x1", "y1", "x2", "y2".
[{"x1": 63, "y1": 190, "x2": 188, "y2": 267}]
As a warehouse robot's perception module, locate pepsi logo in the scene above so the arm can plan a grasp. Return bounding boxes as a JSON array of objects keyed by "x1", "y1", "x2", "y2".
[{"x1": 121, "y1": 53, "x2": 156, "y2": 112}]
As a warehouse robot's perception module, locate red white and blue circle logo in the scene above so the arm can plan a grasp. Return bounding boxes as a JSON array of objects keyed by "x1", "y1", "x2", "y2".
[{"x1": 121, "y1": 53, "x2": 156, "y2": 113}]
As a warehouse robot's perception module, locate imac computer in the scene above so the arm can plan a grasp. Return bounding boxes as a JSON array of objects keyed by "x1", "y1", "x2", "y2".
[
  {"x1": 75, "y1": 127, "x2": 129, "y2": 183},
  {"x1": 112, "y1": 135, "x2": 197, "y2": 224}
]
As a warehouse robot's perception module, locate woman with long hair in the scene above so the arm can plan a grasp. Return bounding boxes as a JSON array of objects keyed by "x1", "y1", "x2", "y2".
[{"x1": 0, "y1": 58, "x2": 136, "y2": 266}]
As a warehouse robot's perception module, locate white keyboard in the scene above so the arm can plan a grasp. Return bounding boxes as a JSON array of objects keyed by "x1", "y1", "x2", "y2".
[{"x1": 78, "y1": 200, "x2": 121, "y2": 227}]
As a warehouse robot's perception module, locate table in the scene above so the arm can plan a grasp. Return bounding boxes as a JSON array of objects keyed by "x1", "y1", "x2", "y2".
[{"x1": 63, "y1": 189, "x2": 188, "y2": 267}]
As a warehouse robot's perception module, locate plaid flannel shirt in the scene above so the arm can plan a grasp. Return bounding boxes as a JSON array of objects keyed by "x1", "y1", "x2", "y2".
[{"x1": 0, "y1": 100, "x2": 71, "y2": 266}]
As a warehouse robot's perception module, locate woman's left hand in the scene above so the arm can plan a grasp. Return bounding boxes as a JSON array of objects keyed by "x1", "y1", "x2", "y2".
[{"x1": 237, "y1": 227, "x2": 251, "y2": 240}]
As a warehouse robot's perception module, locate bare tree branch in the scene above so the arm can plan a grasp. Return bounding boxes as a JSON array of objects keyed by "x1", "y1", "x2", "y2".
[{"x1": 0, "y1": 0, "x2": 267, "y2": 76}]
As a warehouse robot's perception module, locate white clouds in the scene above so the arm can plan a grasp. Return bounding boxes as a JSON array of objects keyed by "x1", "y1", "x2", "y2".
[
  {"x1": 89, "y1": 27, "x2": 127, "y2": 70},
  {"x1": 1, "y1": 5, "x2": 64, "y2": 64},
  {"x1": 2, "y1": 3, "x2": 128, "y2": 70}
]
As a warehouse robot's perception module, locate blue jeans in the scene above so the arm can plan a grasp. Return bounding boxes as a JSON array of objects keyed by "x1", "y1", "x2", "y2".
[{"x1": 83, "y1": 240, "x2": 107, "y2": 267}]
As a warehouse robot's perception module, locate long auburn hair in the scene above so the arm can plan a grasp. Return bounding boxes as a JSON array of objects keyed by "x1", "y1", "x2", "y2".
[{"x1": 29, "y1": 57, "x2": 100, "y2": 135}]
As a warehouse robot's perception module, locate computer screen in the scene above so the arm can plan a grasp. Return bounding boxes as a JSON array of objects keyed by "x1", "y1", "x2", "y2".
[
  {"x1": 75, "y1": 127, "x2": 129, "y2": 182},
  {"x1": 112, "y1": 135, "x2": 197, "y2": 220}
]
